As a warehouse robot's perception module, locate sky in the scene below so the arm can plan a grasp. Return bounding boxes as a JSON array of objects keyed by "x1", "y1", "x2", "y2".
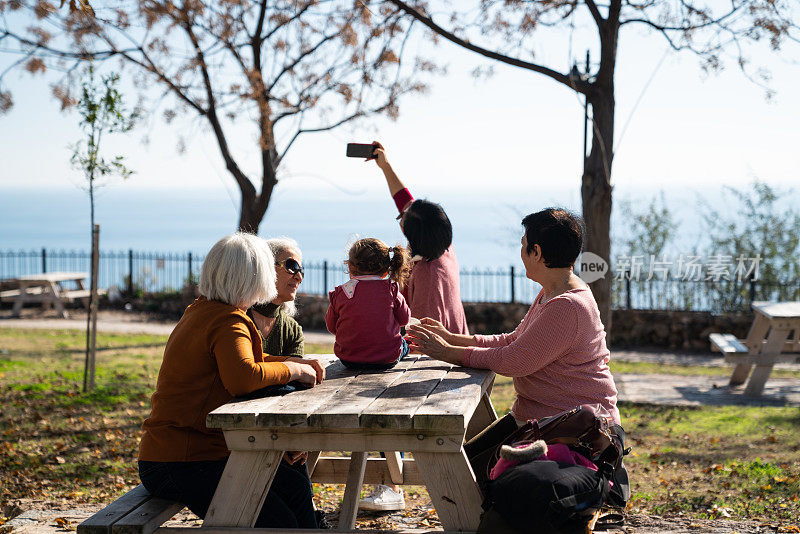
[{"x1": 2, "y1": 6, "x2": 799, "y2": 216}]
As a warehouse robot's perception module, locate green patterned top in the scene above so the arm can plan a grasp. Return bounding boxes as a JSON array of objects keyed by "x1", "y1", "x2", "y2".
[{"x1": 247, "y1": 303, "x2": 304, "y2": 357}]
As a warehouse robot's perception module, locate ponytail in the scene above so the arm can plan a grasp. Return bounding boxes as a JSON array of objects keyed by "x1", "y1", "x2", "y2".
[{"x1": 388, "y1": 244, "x2": 411, "y2": 289}]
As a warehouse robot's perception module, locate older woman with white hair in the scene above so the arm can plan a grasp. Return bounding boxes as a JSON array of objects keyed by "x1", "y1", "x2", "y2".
[
  {"x1": 137, "y1": 233, "x2": 324, "y2": 529},
  {"x1": 247, "y1": 237, "x2": 305, "y2": 357}
]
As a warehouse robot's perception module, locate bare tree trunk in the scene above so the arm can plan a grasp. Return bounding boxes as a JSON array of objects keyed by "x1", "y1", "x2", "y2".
[
  {"x1": 583, "y1": 3, "x2": 620, "y2": 334},
  {"x1": 582, "y1": 91, "x2": 614, "y2": 332},
  {"x1": 236, "y1": 128, "x2": 279, "y2": 233}
]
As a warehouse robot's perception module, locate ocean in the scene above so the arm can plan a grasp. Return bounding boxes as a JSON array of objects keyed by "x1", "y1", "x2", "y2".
[{"x1": 0, "y1": 182, "x2": 791, "y2": 269}]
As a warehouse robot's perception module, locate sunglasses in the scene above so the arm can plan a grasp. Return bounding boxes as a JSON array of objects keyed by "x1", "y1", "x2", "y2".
[{"x1": 276, "y1": 258, "x2": 304, "y2": 277}]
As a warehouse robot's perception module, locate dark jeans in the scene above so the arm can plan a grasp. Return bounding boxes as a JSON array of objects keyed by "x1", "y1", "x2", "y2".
[
  {"x1": 138, "y1": 458, "x2": 317, "y2": 529},
  {"x1": 340, "y1": 339, "x2": 411, "y2": 371}
]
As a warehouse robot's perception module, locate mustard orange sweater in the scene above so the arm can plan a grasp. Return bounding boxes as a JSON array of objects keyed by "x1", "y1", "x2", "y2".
[{"x1": 138, "y1": 297, "x2": 291, "y2": 461}]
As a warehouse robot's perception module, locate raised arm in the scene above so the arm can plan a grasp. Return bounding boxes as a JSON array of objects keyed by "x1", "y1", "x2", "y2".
[
  {"x1": 373, "y1": 142, "x2": 406, "y2": 196},
  {"x1": 372, "y1": 142, "x2": 414, "y2": 214}
]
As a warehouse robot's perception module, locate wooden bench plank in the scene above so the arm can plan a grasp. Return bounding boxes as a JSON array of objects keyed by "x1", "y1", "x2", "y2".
[
  {"x1": 112, "y1": 498, "x2": 184, "y2": 534},
  {"x1": 413, "y1": 367, "x2": 492, "y2": 433},
  {"x1": 307, "y1": 357, "x2": 419, "y2": 429},
  {"x1": 359, "y1": 358, "x2": 452, "y2": 430},
  {"x1": 311, "y1": 456, "x2": 422, "y2": 485},
  {"x1": 78, "y1": 485, "x2": 153, "y2": 534},
  {"x1": 709, "y1": 333, "x2": 748, "y2": 354},
  {"x1": 0, "y1": 286, "x2": 45, "y2": 299},
  {"x1": 62, "y1": 289, "x2": 106, "y2": 300}
]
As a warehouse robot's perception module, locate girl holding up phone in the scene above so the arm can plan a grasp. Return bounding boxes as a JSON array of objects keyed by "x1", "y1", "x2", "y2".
[{"x1": 370, "y1": 142, "x2": 469, "y2": 335}]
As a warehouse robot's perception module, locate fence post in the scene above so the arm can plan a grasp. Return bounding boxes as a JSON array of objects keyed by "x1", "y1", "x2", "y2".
[
  {"x1": 127, "y1": 249, "x2": 133, "y2": 295},
  {"x1": 188, "y1": 252, "x2": 193, "y2": 285},
  {"x1": 323, "y1": 260, "x2": 328, "y2": 293},
  {"x1": 510, "y1": 266, "x2": 515, "y2": 303},
  {"x1": 625, "y1": 270, "x2": 632, "y2": 310},
  {"x1": 42, "y1": 247, "x2": 47, "y2": 273}
]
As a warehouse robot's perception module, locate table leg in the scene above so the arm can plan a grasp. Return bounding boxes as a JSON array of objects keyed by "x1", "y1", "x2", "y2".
[
  {"x1": 47, "y1": 281, "x2": 67, "y2": 318},
  {"x1": 384, "y1": 451, "x2": 404, "y2": 485},
  {"x1": 306, "y1": 451, "x2": 322, "y2": 476},
  {"x1": 731, "y1": 314, "x2": 771, "y2": 386},
  {"x1": 338, "y1": 451, "x2": 368, "y2": 530},
  {"x1": 414, "y1": 448, "x2": 483, "y2": 531},
  {"x1": 744, "y1": 326, "x2": 792, "y2": 397},
  {"x1": 465, "y1": 392, "x2": 498, "y2": 442},
  {"x1": 203, "y1": 449, "x2": 283, "y2": 527},
  {"x1": 11, "y1": 289, "x2": 24, "y2": 317}
]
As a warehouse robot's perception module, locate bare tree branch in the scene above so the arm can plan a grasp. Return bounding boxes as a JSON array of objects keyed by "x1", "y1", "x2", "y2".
[
  {"x1": 585, "y1": 0, "x2": 606, "y2": 28},
  {"x1": 388, "y1": 0, "x2": 589, "y2": 94}
]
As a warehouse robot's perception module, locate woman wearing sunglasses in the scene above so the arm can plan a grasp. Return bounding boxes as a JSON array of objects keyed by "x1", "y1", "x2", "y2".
[
  {"x1": 247, "y1": 237, "x2": 307, "y2": 358},
  {"x1": 138, "y1": 233, "x2": 322, "y2": 529}
]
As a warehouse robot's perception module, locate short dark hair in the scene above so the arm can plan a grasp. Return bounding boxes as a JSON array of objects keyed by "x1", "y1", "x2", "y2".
[
  {"x1": 402, "y1": 199, "x2": 452, "y2": 261},
  {"x1": 522, "y1": 208, "x2": 584, "y2": 268}
]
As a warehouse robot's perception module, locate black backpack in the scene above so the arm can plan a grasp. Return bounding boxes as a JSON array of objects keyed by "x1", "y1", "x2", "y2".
[{"x1": 479, "y1": 406, "x2": 630, "y2": 534}]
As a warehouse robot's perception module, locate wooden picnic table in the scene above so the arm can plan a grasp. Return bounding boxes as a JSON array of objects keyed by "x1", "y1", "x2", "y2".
[
  {"x1": 710, "y1": 301, "x2": 800, "y2": 397},
  {"x1": 204, "y1": 354, "x2": 497, "y2": 533},
  {"x1": 1, "y1": 272, "x2": 94, "y2": 318}
]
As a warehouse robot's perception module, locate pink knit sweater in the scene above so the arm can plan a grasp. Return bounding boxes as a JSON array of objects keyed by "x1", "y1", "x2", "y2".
[
  {"x1": 462, "y1": 287, "x2": 620, "y2": 425},
  {"x1": 393, "y1": 189, "x2": 469, "y2": 335}
]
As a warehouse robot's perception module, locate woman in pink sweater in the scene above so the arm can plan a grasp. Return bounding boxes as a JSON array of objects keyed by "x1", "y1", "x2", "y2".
[
  {"x1": 407, "y1": 208, "x2": 619, "y2": 422},
  {"x1": 371, "y1": 143, "x2": 469, "y2": 335},
  {"x1": 406, "y1": 209, "x2": 625, "y2": 496}
]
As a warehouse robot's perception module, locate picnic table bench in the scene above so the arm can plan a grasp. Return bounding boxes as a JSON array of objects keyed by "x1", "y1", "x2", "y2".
[
  {"x1": 79, "y1": 354, "x2": 496, "y2": 534},
  {"x1": 710, "y1": 301, "x2": 800, "y2": 396},
  {"x1": 1, "y1": 272, "x2": 104, "y2": 318}
]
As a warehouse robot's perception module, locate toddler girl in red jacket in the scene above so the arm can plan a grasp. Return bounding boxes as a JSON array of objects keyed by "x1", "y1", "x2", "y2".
[{"x1": 325, "y1": 238, "x2": 412, "y2": 370}]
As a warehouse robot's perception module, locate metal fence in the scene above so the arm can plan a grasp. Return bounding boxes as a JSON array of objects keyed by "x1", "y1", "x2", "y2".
[
  {"x1": 0, "y1": 248, "x2": 202, "y2": 295},
  {"x1": 1, "y1": 248, "x2": 797, "y2": 311}
]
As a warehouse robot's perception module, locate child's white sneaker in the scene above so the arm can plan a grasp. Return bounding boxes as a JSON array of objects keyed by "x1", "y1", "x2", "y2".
[{"x1": 358, "y1": 485, "x2": 406, "y2": 511}]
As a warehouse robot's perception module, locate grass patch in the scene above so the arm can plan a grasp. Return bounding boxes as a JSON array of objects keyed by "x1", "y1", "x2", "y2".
[
  {"x1": 610, "y1": 360, "x2": 800, "y2": 379},
  {"x1": 1, "y1": 327, "x2": 798, "y2": 526}
]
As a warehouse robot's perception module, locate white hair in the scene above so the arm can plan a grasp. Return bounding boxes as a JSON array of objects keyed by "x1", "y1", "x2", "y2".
[
  {"x1": 265, "y1": 237, "x2": 302, "y2": 317},
  {"x1": 199, "y1": 233, "x2": 277, "y2": 308}
]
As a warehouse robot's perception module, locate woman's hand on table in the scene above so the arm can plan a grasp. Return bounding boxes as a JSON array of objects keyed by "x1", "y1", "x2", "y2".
[
  {"x1": 405, "y1": 323, "x2": 464, "y2": 365},
  {"x1": 284, "y1": 360, "x2": 323, "y2": 386},
  {"x1": 417, "y1": 317, "x2": 453, "y2": 343},
  {"x1": 284, "y1": 356, "x2": 326, "y2": 384}
]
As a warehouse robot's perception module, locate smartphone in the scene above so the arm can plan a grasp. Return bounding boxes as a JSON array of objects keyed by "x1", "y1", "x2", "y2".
[{"x1": 346, "y1": 143, "x2": 376, "y2": 159}]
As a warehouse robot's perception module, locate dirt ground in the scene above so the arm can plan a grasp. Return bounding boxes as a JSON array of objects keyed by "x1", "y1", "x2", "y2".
[{"x1": 3, "y1": 497, "x2": 793, "y2": 534}]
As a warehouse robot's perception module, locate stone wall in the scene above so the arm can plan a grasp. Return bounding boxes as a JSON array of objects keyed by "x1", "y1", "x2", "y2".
[
  {"x1": 84, "y1": 291, "x2": 752, "y2": 352},
  {"x1": 609, "y1": 309, "x2": 753, "y2": 351},
  {"x1": 296, "y1": 296, "x2": 750, "y2": 352}
]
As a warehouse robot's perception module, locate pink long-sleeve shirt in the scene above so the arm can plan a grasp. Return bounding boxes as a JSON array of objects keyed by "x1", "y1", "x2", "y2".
[
  {"x1": 325, "y1": 277, "x2": 411, "y2": 365},
  {"x1": 393, "y1": 189, "x2": 469, "y2": 335},
  {"x1": 462, "y1": 287, "x2": 620, "y2": 425}
]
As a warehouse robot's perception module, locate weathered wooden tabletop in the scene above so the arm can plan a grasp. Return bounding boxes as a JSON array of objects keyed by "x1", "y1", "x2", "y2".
[
  {"x1": 13, "y1": 271, "x2": 88, "y2": 283},
  {"x1": 752, "y1": 301, "x2": 800, "y2": 320},
  {"x1": 204, "y1": 355, "x2": 496, "y2": 533},
  {"x1": 207, "y1": 354, "x2": 494, "y2": 435}
]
